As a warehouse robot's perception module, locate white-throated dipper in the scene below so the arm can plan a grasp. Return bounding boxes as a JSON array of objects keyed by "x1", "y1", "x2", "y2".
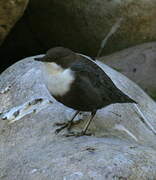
[{"x1": 34, "y1": 47, "x2": 136, "y2": 136}]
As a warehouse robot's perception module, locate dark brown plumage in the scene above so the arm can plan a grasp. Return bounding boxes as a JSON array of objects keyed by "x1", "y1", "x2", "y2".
[{"x1": 35, "y1": 47, "x2": 136, "y2": 136}]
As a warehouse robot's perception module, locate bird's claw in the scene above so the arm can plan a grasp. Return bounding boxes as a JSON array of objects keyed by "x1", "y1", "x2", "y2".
[
  {"x1": 65, "y1": 131, "x2": 92, "y2": 137},
  {"x1": 54, "y1": 120, "x2": 74, "y2": 134},
  {"x1": 54, "y1": 119, "x2": 83, "y2": 134}
]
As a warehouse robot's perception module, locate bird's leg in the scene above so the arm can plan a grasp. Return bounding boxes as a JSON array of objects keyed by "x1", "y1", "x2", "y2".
[
  {"x1": 55, "y1": 111, "x2": 80, "y2": 134},
  {"x1": 82, "y1": 110, "x2": 96, "y2": 134},
  {"x1": 66, "y1": 110, "x2": 96, "y2": 137}
]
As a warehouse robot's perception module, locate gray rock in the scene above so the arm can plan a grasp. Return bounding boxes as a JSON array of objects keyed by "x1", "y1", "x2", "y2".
[
  {"x1": 0, "y1": 55, "x2": 156, "y2": 180},
  {"x1": 100, "y1": 42, "x2": 156, "y2": 100},
  {"x1": 0, "y1": 0, "x2": 29, "y2": 45}
]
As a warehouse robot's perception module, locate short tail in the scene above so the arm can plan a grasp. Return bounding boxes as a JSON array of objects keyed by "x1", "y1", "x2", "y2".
[
  {"x1": 116, "y1": 90, "x2": 137, "y2": 104},
  {"x1": 121, "y1": 94, "x2": 137, "y2": 104}
]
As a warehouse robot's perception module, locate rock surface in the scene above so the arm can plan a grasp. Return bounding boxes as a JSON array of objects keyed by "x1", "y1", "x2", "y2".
[
  {"x1": 0, "y1": 0, "x2": 29, "y2": 45},
  {"x1": 100, "y1": 42, "x2": 156, "y2": 100},
  {"x1": 0, "y1": 56, "x2": 156, "y2": 179}
]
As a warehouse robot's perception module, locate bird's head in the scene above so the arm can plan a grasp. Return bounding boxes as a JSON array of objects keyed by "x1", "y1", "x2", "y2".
[{"x1": 34, "y1": 47, "x2": 75, "y2": 68}]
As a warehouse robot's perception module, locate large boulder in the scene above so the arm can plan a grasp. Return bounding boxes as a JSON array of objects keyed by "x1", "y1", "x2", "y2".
[
  {"x1": 1, "y1": 0, "x2": 156, "y2": 70},
  {"x1": 25, "y1": 0, "x2": 156, "y2": 55},
  {"x1": 0, "y1": 55, "x2": 156, "y2": 179},
  {"x1": 100, "y1": 42, "x2": 156, "y2": 100},
  {"x1": 0, "y1": 0, "x2": 29, "y2": 45}
]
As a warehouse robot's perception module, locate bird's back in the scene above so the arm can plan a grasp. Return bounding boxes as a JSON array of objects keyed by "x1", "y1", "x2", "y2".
[{"x1": 54, "y1": 55, "x2": 135, "y2": 111}]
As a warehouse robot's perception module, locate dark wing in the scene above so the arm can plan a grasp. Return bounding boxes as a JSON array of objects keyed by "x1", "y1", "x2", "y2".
[
  {"x1": 70, "y1": 58, "x2": 134, "y2": 105},
  {"x1": 70, "y1": 60, "x2": 114, "y2": 104}
]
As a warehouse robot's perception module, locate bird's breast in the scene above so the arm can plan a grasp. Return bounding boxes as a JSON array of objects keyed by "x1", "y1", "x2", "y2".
[{"x1": 42, "y1": 64, "x2": 75, "y2": 96}]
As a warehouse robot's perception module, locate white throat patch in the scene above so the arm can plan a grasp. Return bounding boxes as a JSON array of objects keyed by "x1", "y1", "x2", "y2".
[{"x1": 42, "y1": 62, "x2": 75, "y2": 96}]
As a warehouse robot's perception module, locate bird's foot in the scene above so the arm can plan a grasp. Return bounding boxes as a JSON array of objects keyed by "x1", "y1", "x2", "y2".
[
  {"x1": 55, "y1": 120, "x2": 82, "y2": 134},
  {"x1": 65, "y1": 130, "x2": 92, "y2": 137},
  {"x1": 55, "y1": 121, "x2": 72, "y2": 134}
]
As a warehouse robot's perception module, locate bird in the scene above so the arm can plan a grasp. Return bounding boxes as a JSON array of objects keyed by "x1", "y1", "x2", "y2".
[{"x1": 34, "y1": 47, "x2": 136, "y2": 136}]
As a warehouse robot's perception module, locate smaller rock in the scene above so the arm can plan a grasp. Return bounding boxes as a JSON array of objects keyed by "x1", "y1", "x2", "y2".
[{"x1": 0, "y1": 0, "x2": 29, "y2": 45}]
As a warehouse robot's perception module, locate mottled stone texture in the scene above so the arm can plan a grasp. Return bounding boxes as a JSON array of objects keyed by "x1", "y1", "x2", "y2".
[
  {"x1": 0, "y1": 56, "x2": 156, "y2": 179},
  {"x1": 0, "y1": 0, "x2": 29, "y2": 45}
]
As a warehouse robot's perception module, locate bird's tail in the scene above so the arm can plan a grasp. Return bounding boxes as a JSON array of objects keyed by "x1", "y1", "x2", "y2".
[{"x1": 116, "y1": 90, "x2": 137, "y2": 104}]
